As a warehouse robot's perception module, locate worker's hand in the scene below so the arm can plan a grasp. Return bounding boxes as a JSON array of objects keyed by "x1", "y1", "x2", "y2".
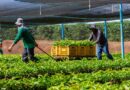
[
  {"x1": 8, "y1": 43, "x2": 15, "y2": 52},
  {"x1": 8, "y1": 46, "x2": 12, "y2": 52},
  {"x1": 94, "y1": 41, "x2": 97, "y2": 44}
]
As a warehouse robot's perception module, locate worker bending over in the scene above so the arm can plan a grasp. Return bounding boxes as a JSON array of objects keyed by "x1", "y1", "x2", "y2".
[{"x1": 89, "y1": 24, "x2": 113, "y2": 60}]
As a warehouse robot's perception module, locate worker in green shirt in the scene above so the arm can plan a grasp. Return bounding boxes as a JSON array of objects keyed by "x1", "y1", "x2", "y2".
[
  {"x1": 8, "y1": 18, "x2": 38, "y2": 62},
  {"x1": 0, "y1": 38, "x2": 3, "y2": 54}
]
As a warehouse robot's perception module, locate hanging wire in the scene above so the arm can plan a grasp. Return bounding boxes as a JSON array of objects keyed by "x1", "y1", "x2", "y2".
[
  {"x1": 0, "y1": 23, "x2": 2, "y2": 38},
  {"x1": 112, "y1": 4, "x2": 114, "y2": 13},
  {"x1": 40, "y1": 4, "x2": 42, "y2": 15},
  {"x1": 89, "y1": 0, "x2": 91, "y2": 10}
]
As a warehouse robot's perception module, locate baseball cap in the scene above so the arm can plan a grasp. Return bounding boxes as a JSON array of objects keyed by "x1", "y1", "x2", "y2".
[
  {"x1": 15, "y1": 18, "x2": 23, "y2": 25},
  {"x1": 89, "y1": 24, "x2": 97, "y2": 30}
]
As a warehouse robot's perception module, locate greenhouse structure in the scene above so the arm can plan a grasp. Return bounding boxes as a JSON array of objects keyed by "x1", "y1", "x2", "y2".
[
  {"x1": 1, "y1": 0, "x2": 130, "y2": 89},
  {"x1": 0, "y1": 0, "x2": 130, "y2": 58}
]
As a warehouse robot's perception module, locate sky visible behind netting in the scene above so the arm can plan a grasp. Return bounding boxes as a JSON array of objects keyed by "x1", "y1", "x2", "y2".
[{"x1": 0, "y1": 0, "x2": 130, "y2": 24}]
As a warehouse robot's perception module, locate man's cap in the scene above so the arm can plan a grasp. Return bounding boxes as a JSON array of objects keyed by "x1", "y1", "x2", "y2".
[
  {"x1": 89, "y1": 24, "x2": 97, "y2": 30},
  {"x1": 15, "y1": 18, "x2": 23, "y2": 25}
]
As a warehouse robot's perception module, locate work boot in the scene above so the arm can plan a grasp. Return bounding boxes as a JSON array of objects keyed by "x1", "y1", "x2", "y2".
[
  {"x1": 30, "y1": 57, "x2": 38, "y2": 62},
  {"x1": 22, "y1": 57, "x2": 29, "y2": 63}
]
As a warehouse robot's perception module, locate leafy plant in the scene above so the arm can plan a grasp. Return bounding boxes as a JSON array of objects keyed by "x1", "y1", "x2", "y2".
[{"x1": 53, "y1": 40, "x2": 95, "y2": 46}]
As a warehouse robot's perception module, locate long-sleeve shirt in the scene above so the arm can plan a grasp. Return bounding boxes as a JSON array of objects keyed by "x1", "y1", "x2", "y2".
[
  {"x1": 89, "y1": 30, "x2": 107, "y2": 45},
  {"x1": 0, "y1": 39, "x2": 2, "y2": 48},
  {"x1": 13, "y1": 26, "x2": 36, "y2": 48}
]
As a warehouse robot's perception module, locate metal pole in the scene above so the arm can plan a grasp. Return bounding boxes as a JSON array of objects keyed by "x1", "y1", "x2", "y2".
[
  {"x1": 0, "y1": 24, "x2": 1, "y2": 30},
  {"x1": 104, "y1": 19, "x2": 107, "y2": 38},
  {"x1": 0, "y1": 23, "x2": 1, "y2": 37},
  {"x1": 61, "y1": 24, "x2": 65, "y2": 40},
  {"x1": 0, "y1": 23, "x2": 2, "y2": 39},
  {"x1": 120, "y1": 0, "x2": 125, "y2": 59}
]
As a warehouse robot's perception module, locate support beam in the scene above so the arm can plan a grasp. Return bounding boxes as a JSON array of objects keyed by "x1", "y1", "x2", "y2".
[
  {"x1": 0, "y1": 23, "x2": 2, "y2": 38},
  {"x1": 120, "y1": 0, "x2": 125, "y2": 59},
  {"x1": 104, "y1": 19, "x2": 107, "y2": 38},
  {"x1": 61, "y1": 24, "x2": 65, "y2": 40},
  {"x1": 0, "y1": 23, "x2": 1, "y2": 31}
]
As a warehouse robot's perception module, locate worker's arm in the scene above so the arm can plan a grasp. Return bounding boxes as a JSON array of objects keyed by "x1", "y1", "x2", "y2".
[
  {"x1": 34, "y1": 40, "x2": 38, "y2": 47},
  {"x1": 29, "y1": 29, "x2": 38, "y2": 47},
  {"x1": 88, "y1": 33, "x2": 93, "y2": 41},
  {"x1": 32, "y1": 36, "x2": 38, "y2": 47},
  {"x1": 8, "y1": 43, "x2": 15, "y2": 52},
  {"x1": 8, "y1": 28, "x2": 23, "y2": 52},
  {"x1": 31, "y1": 34, "x2": 38, "y2": 47},
  {"x1": 13, "y1": 28, "x2": 23, "y2": 44},
  {"x1": 95, "y1": 30, "x2": 101, "y2": 43}
]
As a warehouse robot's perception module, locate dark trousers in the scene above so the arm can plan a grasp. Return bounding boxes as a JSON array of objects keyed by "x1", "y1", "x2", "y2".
[
  {"x1": 22, "y1": 48, "x2": 37, "y2": 62},
  {"x1": 0, "y1": 49, "x2": 3, "y2": 54},
  {"x1": 97, "y1": 43, "x2": 113, "y2": 60}
]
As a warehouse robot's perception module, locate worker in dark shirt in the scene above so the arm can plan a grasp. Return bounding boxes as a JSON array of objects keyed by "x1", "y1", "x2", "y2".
[
  {"x1": 8, "y1": 18, "x2": 38, "y2": 62},
  {"x1": 89, "y1": 24, "x2": 113, "y2": 60}
]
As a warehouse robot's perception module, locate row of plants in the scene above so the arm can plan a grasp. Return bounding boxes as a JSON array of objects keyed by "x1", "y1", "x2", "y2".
[
  {"x1": 49, "y1": 80, "x2": 130, "y2": 90},
  {"x1": 0, "y1": 54, "x2": 130, "y2": 89},
  {"x1": 0, "y1": 55, "x2": 130, "y2": 79},
  {"x1": 1, "y1": 69, "x2": 130, "y2": 90},
  {"x1": 53, "y1": 40, "x2": 95, "y2": 46}
]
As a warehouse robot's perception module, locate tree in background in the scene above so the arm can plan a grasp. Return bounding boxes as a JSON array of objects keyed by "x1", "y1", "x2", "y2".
[{"x1": 1, "y1": 21, "x2": 130, "y2": 41}]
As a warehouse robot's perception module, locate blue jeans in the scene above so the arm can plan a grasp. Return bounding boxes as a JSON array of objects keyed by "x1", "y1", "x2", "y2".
[{"x1": 97, "y1": 43, "x2": 113, "y2": 60}]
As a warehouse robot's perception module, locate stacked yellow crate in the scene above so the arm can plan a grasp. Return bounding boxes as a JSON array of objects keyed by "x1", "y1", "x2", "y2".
[
  {"x1": 51, "y1": 46, "x2": 77, "y2": 57},
  {"x1": 77, "y1": 46, "x2": 86, "y2": 56},
  {"x1": 51, "y1": 40, "x2": 96, "y2": 59},
  {"x1": 88, "y1": 46, "x2": 96, "y2": 57},
  {"x1": 51, "y1": 46, "x2": 96, "y2": 58}
]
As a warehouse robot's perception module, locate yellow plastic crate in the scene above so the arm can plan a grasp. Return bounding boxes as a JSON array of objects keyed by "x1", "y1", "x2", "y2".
[
  {"x1": 85, "y1": 46, "x2": 90, "y2": 56},
  {"x1": 88, "y1": 46, "x2": 96, "y2": 56},
  {"x1": 77, "y1": 46, "x2": 96, "y2": 57},
  {"x1": 69, "y1": 46, "x2": 77, "y2": 56},
  {"x1": 51, "y1": 46, "x2": 77, "y2": 56},
  {"x1": 51, "y1": 46, "x2": 96, "y2": 58},
  {"x1": 51, "y1": 46, "x2": 59, "y2": 56},
  {"x1": 58, "y1": 46, "x2": 69, "y2": 56},
  {"x1": 77, "y1": 46, "x2": 86, "y2": 56}
]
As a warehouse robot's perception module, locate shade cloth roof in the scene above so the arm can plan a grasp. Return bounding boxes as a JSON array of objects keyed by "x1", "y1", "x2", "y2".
[{"x1": 0, "y1": 0, "x2": 130, "y2": 24}]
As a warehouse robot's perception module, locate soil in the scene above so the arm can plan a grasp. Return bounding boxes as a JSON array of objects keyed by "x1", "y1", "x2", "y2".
[{"x1": 2, "y1": 40, "x2": 130, "y2": 54}]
